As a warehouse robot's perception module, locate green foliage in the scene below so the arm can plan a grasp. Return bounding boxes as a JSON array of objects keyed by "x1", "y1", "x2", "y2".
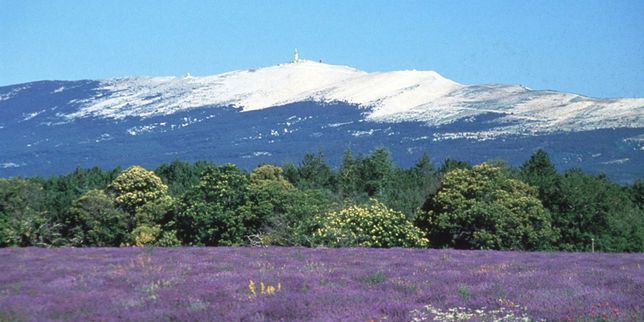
[
  {"x1": 457, "y1": 283, "x2": 471, "y2": 300},
  {"x1": 176, "y1": 163, "x2": 332, "y2": 247},
  {"x1": 440, "y1": 159, "x2": 469, "y2": 173},
  {"x1": 155, "y1": 160, "x2": 210, "y2": 196},
  {"x1": 127, "y1": 224, "x2": 180, "y2": 247},
  {"x1": 130, "y1": 224, "x2": 162, "y2": 246},
  {"x1": 381, "y1": 153, "x2": 439, "y2": 220},
  {"x1": 36, "y1": 166, "x2": 120, "y2": 244},
  {"x1": 339, "y1": 147, "x2": 394, "y2": 199},
  {"x1": 552, "y1": 169, "x2": 642, "y2": 252},
  {"x1": 338, "y1": 149, "x2": 358, "y2": 197},
  {"x1": 362, "y1": 271, "x2": 387, "y2": 285},
  {"x1": 155, "y1": 229, "x2": 181, "y2": 247},
  {"x1": 176, "y1": 164, "x2": 254, "y2": 246},
  {"x1": 0, "y1": 178, "x2": 62, "y2": 247},
  {"x1": 519, "y1": 149, "x2": 560, "y2": 210},
  {"x1": 109, "y1": 166, "x2": 169, "y2": 216},
  {"x1": 421, "y1": 163, "x2": 557, "y2": 250},
  {"x1": 0, "y1": 148, "x2": 641, "y2": 252},
  {"x1": 296, "y1": 151, "x2": 336, "y2": 191},
  {"x1": 134, "y1": 195, "x2": 174, "y2": 227},
  {"x1": 281, "y1": 162, "x2": 299, "y2": 186},
  {"x1": 66, "y1": 189, "x2": 128, "y2": 246},
  {"x1": 252, "y1": 185, "x2": 335, "y2": 246},
  {"x1": 632, "y1": 179, "x2": 644, "y2": 206},
  {"x1": 520, "y1": 150, "x2": 643, "y2": 252},
  {"x1": 314, "y1": 200, "x2": 428, "y2": 248}
]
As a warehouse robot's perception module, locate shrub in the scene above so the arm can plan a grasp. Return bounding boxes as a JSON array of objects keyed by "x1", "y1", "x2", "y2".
[
  {"x1": 419, "y1": 163, "x2": 556, "y2": 250},
  {"x1": 0, "y1": 178, "x2": 62, "y2": 247},
  {"x1": 175, "y1": 164, "x2": 253, "y2": 246},
  {"x1": 109, "y1": 166, "x2": 169, "y2": 216},
  {"x1": 155, "y1": 230, "x2": 181, "y2": 247},
  {"x1": 250, "y1": 164, "x2": 293, "y2": 189},
  {"x1": 66, "y1": 189, "x2": 128, "y2": 246},
  {"x1": 129, "y1": 224, "x2": 161, "y2": 246},
  {"x1": 314, "y1": 200, "x2": 428, "y2": 248}
]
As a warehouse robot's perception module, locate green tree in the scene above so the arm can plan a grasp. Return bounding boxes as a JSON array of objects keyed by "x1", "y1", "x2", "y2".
[
  {"x1": 245, "y1": 179, "x2": 334, "y2": 246},
  {"x1": 520, "y1": 149, "x2": 560, "y2": 210},
  {"x1": 439, "y1": 159, "x2": 469, "y2": 173},
  {"x1": 155, "y1": 160, "x2": 210, "y2": 196},
  {"x1": 630, "y1": 179, "x2": 644, "y2": 207},
  {"x1": 520, "y1": 150, "x2": 643, "y2": 252},
  {"x1": 134, "y1": 195, "x2": 174, "y2": 227},
  {"x1": 66, "y1": 189, "x2": 127, "y2": 246},
  {"x1": 281, "y1": 162, "x2": 299, "y2": 187},
  {"x1": 339, "y1": 147, "x2": 395, "y2": 199},
  {"x1": 297, "y1": 151, "x2": 336, "y2": 191},
  {"x1": 382, "y1": 153, "x2": 439, "y2": 219},
  {"x1": 38, "y1": 166, "x2": 120, "y2": 243},
  {"x1": 262, "y1": 189, "x2": 334, "y2": 246},
  {"x1": 338, "y1": 149, "x2": 358, "y2": 198},
  {"x1": 357, "y1": 147, "x2": 394, "y2": 197},
  {"x1": 420, "y1": 163, "x2": 556, "y2": 250},
  {"x1": 0, "y1": 178, "x2": 61, "y2": 247},
  {"x1": 552, "y1": 170, "x2": 643, "y2": 252},
  {"x1": 175, "y1": 164, "x2": 253, "y2": 245}
]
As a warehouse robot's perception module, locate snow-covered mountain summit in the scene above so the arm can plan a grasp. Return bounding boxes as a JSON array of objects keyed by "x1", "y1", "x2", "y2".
[
  {"x1": 63, "y1": 60, "x2": 643, "y2": 136},
  {"x1": 66, "y1": 60, "x2": 461, "y2": 118},
  {"x1": 0, "y1": 59, "x2": 642, "y2": 181}
]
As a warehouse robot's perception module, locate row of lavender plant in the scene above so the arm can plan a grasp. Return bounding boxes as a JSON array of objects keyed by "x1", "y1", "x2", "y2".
[{"x1": 1, "y1": 247, "x2": 641, "y2": 321}]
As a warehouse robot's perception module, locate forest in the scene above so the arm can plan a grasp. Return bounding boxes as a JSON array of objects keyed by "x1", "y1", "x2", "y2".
[{"x1": 1, "y1": 148, "x2": 642, "y2": 252}]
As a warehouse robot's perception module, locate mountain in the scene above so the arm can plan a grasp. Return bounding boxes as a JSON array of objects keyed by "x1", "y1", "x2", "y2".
[{"x1": 1, "y1": 60, "x2": 643, "y2": 182}]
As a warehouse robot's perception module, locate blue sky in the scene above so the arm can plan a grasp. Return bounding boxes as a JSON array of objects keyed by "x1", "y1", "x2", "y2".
[{"x1": 1, "y1": 0, "x2": 643, "y2": 98}]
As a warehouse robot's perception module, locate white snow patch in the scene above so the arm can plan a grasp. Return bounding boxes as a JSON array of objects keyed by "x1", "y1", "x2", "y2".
[
  {"x1": 95, "y1": 133, "x2": 113, "y2": 143},
  {"x1": 1, "y1": 162, "x2": 24, "y2": 168},
  {"x1": 601, "y1": 158, "x2": 630, "y2": 165},
  {"x1": 408, "y1": 136, "x2": 431, "y2": 142},
  {"x1": 242, "y1": 151, "x2": 272, "y2": 159},
  {"x1": 52, "y1": 86, "x2": 65, "y2": 93},
  {"x1": 432, "y1": 130, "x2": 513, "y2": 142},
  {"x1": 22, "y1": 109, "x2": 46, "y2": 121},
  {"x1": 0, "y1": 85, "x2": 30, "y2": 101},
  {"x1": 127, "y1": 122, "x2": 169, "y2": 136},
  {"x1": 351, "y1": 129, "x2": 379, "y2": 137},
  {"x1": 325, "y1": 121, "x2": 354, "y2": 128}
]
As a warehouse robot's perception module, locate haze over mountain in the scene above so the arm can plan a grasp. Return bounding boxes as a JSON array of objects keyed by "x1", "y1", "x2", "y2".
[{"x1": 1, "y1": 59, "x2": 642, "y2": 182}]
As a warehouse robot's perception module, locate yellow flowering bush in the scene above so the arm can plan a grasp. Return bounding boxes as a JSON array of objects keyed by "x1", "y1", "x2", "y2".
[
  {"x1": 314, "y1": 200, "x2": 428, "y2": 248},
  {"x1": 109, "y1": 166, "x2": 169, "y2": 216}
]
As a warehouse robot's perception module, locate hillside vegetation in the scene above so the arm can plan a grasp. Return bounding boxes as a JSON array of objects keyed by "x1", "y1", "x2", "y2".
[{"x1": 1, "y1": 149, "x2": 642, "y2": 251}]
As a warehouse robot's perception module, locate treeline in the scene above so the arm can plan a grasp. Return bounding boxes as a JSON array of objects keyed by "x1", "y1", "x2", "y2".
[{"x1": 0, "y1": 148, "x2": 642, "y2": 251}]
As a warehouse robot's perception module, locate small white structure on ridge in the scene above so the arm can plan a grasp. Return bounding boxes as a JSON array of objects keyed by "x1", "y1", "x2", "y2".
[{"x1": 293, "y1": 48, "x2": 299, "y2": 63}]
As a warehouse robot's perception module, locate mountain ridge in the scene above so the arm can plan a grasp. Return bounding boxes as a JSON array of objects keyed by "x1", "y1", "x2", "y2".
[
  {"x1": 29, "y1": 60, "x2": 641, "y2": 139},
  {"x1": 0, "y1": 61, "x2": 642, "y2": 182}
]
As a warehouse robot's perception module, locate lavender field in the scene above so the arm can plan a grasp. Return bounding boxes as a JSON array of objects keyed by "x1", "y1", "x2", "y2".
[{"x1": 0, "y1": 247, "x2": 642, "y2": 321}]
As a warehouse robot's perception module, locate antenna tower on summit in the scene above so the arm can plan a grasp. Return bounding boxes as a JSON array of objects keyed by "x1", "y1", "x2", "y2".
[{"x1": 293, "y1": 48, "x2": 299, "y2": 63}]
